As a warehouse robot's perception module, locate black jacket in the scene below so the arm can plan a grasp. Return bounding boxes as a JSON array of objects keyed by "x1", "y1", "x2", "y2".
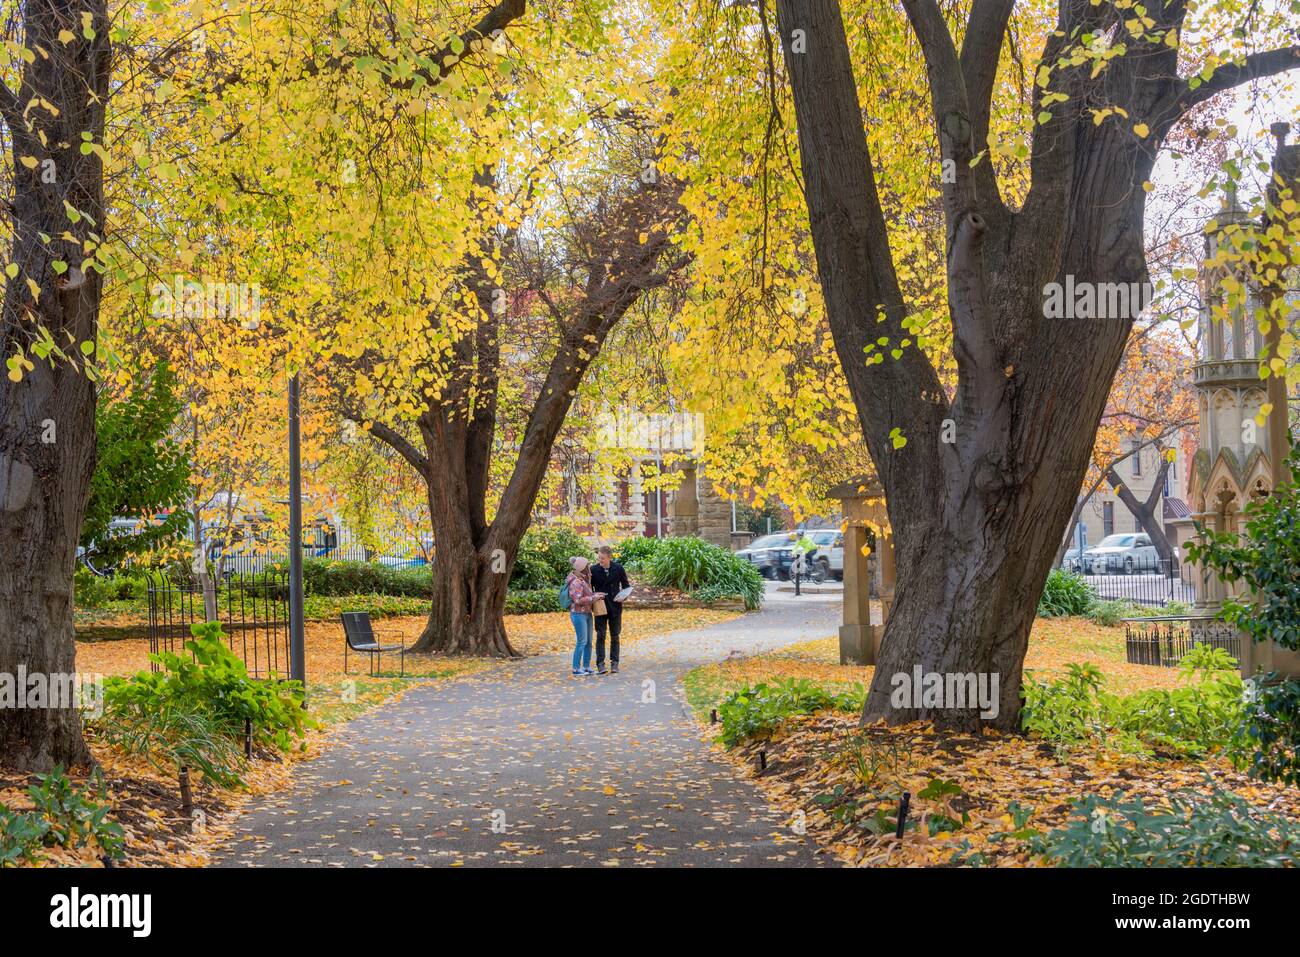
[{"x1": 591, "y1": 561, "x2": 630, "y2": 609}]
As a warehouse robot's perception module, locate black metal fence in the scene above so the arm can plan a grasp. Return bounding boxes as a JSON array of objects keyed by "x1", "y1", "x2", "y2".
[
  {"x1": 147, "y1": 571, "x2": 291, "y2": 679},
  {"x1": 214, "y1": 544, "x2": 432, "y2": 576},
  {"x1": 1076, "y1": 558, "x2": 1196, "y2": 608},
  {"x1": 1124, "y1": 616, "x2": 1241, "y2": 667}
]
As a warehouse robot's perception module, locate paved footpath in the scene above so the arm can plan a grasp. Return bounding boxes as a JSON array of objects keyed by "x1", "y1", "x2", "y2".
[{"x1": 214, "y1": 590, "x2": 842, "y2": 868}]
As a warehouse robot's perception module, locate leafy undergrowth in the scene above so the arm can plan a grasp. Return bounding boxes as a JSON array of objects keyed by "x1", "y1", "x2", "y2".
[
  {"x1": 685, "y1": 620, "x2": 1297, "y2": 868},
  {"x1": 683, "y1": 618, "x2": 1178, "y2": 716},
  {"x1": 721, "y1": 714, "x2": 1300, "y2": 867}
]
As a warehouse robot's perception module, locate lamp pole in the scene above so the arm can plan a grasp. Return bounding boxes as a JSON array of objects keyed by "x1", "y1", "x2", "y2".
[{"x1": 288, "y1": 372, "x2": 306, "y2": 688}]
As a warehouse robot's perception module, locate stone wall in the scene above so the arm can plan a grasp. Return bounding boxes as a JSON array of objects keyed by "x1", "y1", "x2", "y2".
[{"x1": 666, "y1": 463, "x2": 734, "y2": 547}]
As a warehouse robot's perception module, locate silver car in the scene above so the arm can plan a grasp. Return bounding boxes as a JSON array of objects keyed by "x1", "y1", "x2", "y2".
[{"x1": 1083, "y1": 533, "x2": 1159, "y2": 575}]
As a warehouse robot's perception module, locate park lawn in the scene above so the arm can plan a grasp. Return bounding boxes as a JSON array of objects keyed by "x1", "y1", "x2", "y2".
[
  {"x1": 681, "y1": 616, "x2": 1289, "y2": 868},
  {"x1": 76, "y1": 607, "x2": 741, "y2": 680}
]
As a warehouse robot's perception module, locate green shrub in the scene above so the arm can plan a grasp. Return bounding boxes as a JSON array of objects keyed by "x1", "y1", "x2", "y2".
[
  {"x1": 1021, "y1": 648, "x2": 1245, "y2": 758},
  {"x1": 1089, "y1": 599, "x2": 1196, "y2": 626},
  {"x1": 0, "y1": 805, "x2": 50, "y2": 866},
  {"x1": 1087, "y1": 598, "x2": 1142, "y2": 627},
  {"x1": 103, "y1": 621, "x2": 310, "y2": 756},
  {"x1": 95, "y1": 696, "x2": 248, "y2": 788},
  {"x1": 303, "y1": 592, "x2": 430, "y2": 621},
  {"x1": 74, "y1": 567, "x2": 156, "y2": 607},
  {"x1": 504, "y1": 588, "x2": 563, "y2": 614},
  {"x1": 717, "y1": 678, "x2": 865, "y2": 747},
  {"x1": 1033, "y1": 786, "x2": 1300, "y2": 867},
  {"x1": 1235, "y1": 675, "x2": 1300, "y2": 787},
  {"x1": 298, "y1": 558, "x2": 431, "y2": 598},
  {"x1": 646, "y1": 536, "x2": 764, "y2": 609},
  {"x1": 510, "y1": 526, "x2": 594, "y2": 591},
  {"x1": 24, "y1": 767, "x2": 125, "y2": 861},
  {"x1": 1037, "y1": 569, "x2": 1096, "y2": 618},
  {"x1": 613, "y1": 535, "x2": 663, "y2": 572}
]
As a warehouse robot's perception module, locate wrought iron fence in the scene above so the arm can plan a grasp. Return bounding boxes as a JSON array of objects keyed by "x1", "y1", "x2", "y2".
[
  {"x1": 147, "y1": 571, "x2": 290, "y2": 679},
  {"x1": 1123, "y1": 615, "x2": 1241, "y2": 667},
  {"x1": 1073, "y1": 557, "x2": 1196, "y2": 608},
  {"x1": 213, "y1": 543, "x2": 432, "y2": 576}
]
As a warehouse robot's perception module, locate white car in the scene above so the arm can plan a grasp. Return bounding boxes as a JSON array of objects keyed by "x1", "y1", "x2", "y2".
[
  {"x1": 801, "y1": 530, "x2": 845, "y2": 581},
  {"x1": 1083, "y1": 533, "x2": 1159, "y2": 575}
]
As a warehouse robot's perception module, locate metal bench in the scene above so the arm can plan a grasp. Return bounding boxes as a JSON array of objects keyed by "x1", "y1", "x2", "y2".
[{"x1": 341, "y1": 611, "x2": 405, "y2": 676}]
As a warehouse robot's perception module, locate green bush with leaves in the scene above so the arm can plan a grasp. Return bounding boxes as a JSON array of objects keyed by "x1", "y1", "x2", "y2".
[
  {"x1": 645, "y1": 536, "x2": 764, "y2": 609},
  {"x1": 95, "y1": 696, "x2": 248, "y2": 788},
  {"x1": 1236, "y1": 675, "x2": 1300, "y2": 787},
  {"x1": 0, "y1": 804, "x2": 50, "y2": 866},
  {"x1": 716, "y1": 678, "x2": 865, "y2": 747},
  {"x1": 103, "y1": 622, "x2": 310, "y2": 758},
  {"x1": 1032, "y1": 786, "x2": 1300, "y2": 867},
  {"x1": 1037, "y1": 568, "x2": 1096, "y2": 618},
  {"x1": 1, "y1": 768, "x2": 127, "y2": 864},
  {"x1": 1021, "y1": 648, "x2": 1246, "y2": 758},
  {"x1": 504, "y1": 588, "x2": 563, "y2": 614},
  {"x1": 510, "y1": 526, "x2": 594, "y2": 591},
  {"x1": 297, "y1": 558, "x2": 431, "y2": 598},
  {"x1": 74, "y1": 567, "x2": 158, "y2": 608},
  {"x1": 612, "y1": 535, "x2": 663, "y2": 572}
]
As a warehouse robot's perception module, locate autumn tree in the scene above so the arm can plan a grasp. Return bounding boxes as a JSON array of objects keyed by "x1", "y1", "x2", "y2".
[
  {"x1": 0, "y1": 0, "x2": 532, "y2": 769},
  {"x1": 759, "y1": 0, "x2": 1300, "y2": 729},
  {"x1": 338, "y1": 126, "x2": 688, "y2": 656}
]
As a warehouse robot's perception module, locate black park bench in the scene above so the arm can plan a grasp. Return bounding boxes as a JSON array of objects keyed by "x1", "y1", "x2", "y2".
[{"x1": 341, "y1": 612, "x2": 405, "y2": 677}]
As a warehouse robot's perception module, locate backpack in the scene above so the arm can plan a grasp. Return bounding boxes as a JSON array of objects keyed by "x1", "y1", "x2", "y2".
[{"x1": 558, "y1": 578, "x2": 573, "y2": 611}]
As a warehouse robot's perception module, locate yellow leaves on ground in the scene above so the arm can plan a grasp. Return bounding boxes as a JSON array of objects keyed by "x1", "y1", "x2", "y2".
[{"x1": 684, "y1": 615, "x2": 1228, "y2": 867}]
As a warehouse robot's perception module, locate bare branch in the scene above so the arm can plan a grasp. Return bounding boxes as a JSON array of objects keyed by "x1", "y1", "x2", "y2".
[
  {"x1": 1162, "y1": 45, "x2": 1300, "y2": 123},
  {"x1": 350, "y1": 415, "x2": 430, "y2": 475}
]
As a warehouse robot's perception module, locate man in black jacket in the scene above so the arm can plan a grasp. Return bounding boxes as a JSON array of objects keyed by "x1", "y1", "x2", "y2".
[{"x1": 591, "y1": 545, "x2": 631, "y2": 674}]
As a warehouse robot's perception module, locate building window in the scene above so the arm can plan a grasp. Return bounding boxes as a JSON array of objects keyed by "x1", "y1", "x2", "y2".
[
  {"x1": 1103, "y1": 502, "x2": 1114, "y2": 537},
  {"x1": 1130, "y1": 441, "x2": 1142, "y2": 477}
]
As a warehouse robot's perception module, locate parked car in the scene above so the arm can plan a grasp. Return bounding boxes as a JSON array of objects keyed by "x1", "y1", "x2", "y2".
[
  {"x1": 735, "y1": 533, "x2": 799, "y2": 580},
  {"x1": 801, "y1": 529, "x2": 845, "y2": 581},
  {"x1": 1060, "y1": 544, "x2": 1088, "y2": 573},
  {"x1": 1082, "y1": 533, "x2": 1159, "y2": 575},
  {"x1": 736, "y1": 530, "x2": 845, "y2": 581}
]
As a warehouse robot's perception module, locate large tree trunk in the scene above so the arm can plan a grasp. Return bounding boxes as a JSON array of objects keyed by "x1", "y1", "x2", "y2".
[
  {"x1": 417, "y1": 554, "x2": 515, "y2": 656},
  {"x1": 0, "y1": 0, "x2": 111, "y2": 770},
  {"x1": 410, "y1": 481, "x2": 518, "y2": 657},
  {"x1": 773, "y1": 0, "x2": 1190, "y2": 730},
  {"x1": 355, "y1": 169, "x2": 685, "y2": 659}
]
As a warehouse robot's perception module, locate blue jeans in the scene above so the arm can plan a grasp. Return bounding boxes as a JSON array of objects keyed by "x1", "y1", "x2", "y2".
[{"x1": 570, "y1": 612, "x2": 593, "y2": 671}]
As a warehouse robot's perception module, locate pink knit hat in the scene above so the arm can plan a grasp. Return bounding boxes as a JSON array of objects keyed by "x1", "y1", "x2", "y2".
[{"x1": 571, "y1": 556, "x2": 589, "y2": 572}]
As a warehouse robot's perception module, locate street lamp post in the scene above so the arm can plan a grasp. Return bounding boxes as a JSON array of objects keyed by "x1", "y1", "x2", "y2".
[{"x1": 288, "y1": 373, "x2": 306, "y2": 688}]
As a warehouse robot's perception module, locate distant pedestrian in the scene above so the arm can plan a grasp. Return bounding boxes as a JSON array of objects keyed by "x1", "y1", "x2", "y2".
[
  {"x1": 592, "y1": 546, "x2": 631, "y2": 674},
  {"x1": 566, "y1": 557, "x2": 605, "y2": 677}
]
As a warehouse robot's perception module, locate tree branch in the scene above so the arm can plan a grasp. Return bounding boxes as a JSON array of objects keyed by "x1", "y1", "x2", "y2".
[
  {"x1": 1162, "y1": 46, "x2": 1300, "y2": 123},
  {"x1": 773, "y1": 0, "x2": 944, "y2": 493},
  {"x1": 351, "y1": 415, "x2": 429, "y2": 475},
  {"x1": 902, "y1": 0, "x2": 976, "y2": 218},
  {"x1": 206, "y1": 0, "x2": 527, "y2": 98},
  {"x1": 959, "y1": 0, "x2": 1014, "y2": 153}
]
